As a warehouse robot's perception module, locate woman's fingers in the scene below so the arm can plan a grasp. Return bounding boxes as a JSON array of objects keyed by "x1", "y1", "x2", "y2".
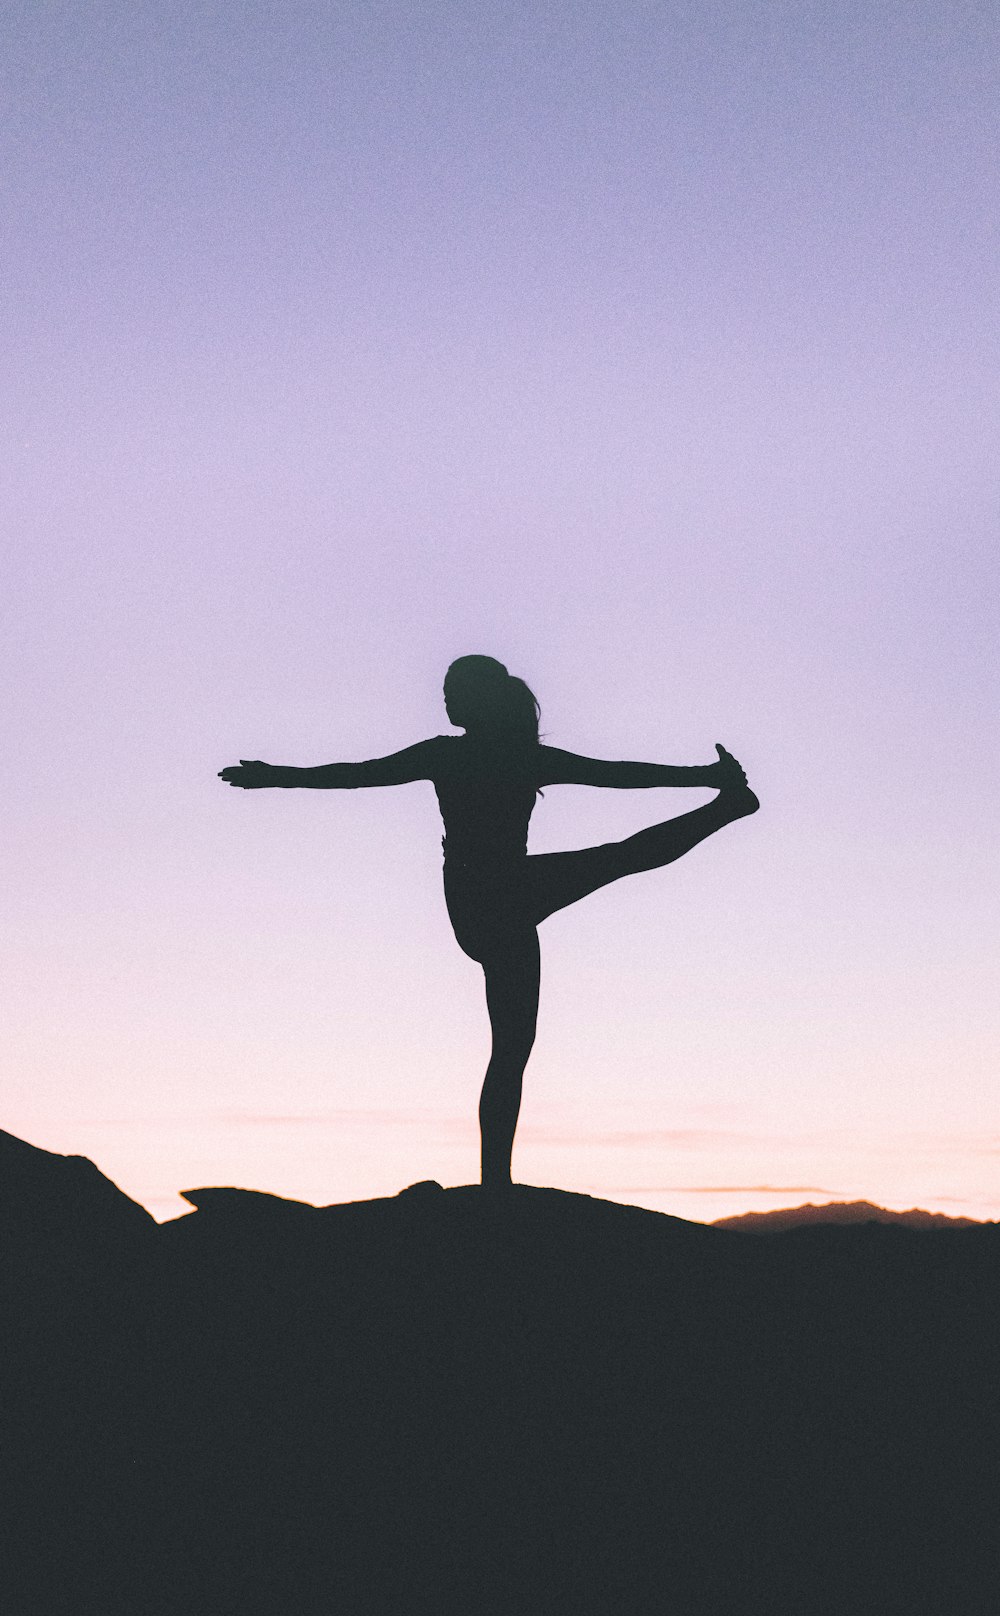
[{"x1": 219, "y1": 761, "x2": 266, "y2": 787}]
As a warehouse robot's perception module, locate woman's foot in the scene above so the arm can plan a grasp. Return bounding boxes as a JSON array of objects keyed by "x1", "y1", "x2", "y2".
[
  {"x1": 480, "y1": 1173, "x2": 515, "y2": 1194},
  {"x1": 714, "y1": 744, "x2": 759, "y2": 817}
]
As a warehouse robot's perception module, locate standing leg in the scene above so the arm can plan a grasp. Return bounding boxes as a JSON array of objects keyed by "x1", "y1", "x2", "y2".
[{"x1": 479, "y1": 930, "x2": 541, "y2": 1190}]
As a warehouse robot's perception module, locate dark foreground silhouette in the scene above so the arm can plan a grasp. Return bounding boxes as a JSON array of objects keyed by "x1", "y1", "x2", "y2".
[{"x1": 5, "y1": 1129, "x2": 999, "y2": 1616}]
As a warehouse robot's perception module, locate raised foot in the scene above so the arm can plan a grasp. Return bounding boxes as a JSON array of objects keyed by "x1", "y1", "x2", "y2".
[
  {"x1": 729, "y1": 782, "x2": 760, "y2": 818},
  {"x1": 714, "y1": 744, "x2": 759, "y2": 817}
]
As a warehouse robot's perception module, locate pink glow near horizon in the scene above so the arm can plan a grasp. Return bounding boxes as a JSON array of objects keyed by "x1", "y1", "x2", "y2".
[{"x1": 3, "y1": 3, "x2": 997, "y2": 1222}]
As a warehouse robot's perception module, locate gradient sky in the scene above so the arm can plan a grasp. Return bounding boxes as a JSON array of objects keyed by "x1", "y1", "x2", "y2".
[{"x1": 4, "y1": 1, "x2": 997, "y2": 1221}]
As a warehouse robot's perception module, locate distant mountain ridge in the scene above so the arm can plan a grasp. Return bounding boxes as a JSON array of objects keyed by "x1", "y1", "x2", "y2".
[
  {"x1": 4, "y1": 1128, "x2": 987, "y2": 1235},
  {"x1": 712, "y1": 1197, "x2": 989, "y2": 1232}
]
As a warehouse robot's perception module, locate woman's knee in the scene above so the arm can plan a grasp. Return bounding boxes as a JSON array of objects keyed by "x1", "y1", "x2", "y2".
[
  {"x1": 484, "y1": 983, "x2": 538, "y2": 1062},
  {"x1": 491, "y1": 1019, "x2": 537, "y2": 1060}
]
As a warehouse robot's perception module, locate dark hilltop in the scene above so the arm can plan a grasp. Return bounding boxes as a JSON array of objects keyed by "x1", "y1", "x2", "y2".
[{"x1": 4, "y1": 1128, "x2": 998, "y2": 1615}]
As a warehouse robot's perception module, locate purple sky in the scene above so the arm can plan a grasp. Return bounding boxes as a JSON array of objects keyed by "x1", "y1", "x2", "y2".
[{"x1": 4, "y1": 2, "x2": 998, "y2": 1220}]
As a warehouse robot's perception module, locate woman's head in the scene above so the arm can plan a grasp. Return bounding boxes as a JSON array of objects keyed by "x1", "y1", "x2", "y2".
[{"x1": 444, "y1": 655, "x2": 540, "y2": 744}]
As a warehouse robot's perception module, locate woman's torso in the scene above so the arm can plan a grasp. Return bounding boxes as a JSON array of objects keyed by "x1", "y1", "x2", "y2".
[{"x1": 431, "y1": 735, "x2": 538, "y2": 870}]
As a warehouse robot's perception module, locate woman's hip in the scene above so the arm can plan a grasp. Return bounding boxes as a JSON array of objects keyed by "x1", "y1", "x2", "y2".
[{"x1": 443, "y1": 860, "x2": 535, "y2": 962}]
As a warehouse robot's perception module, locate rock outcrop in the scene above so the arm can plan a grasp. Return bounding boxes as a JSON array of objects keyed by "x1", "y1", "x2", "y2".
[{"x1": 3, "y1": 1133, "x2": 998, "y2": 1615}]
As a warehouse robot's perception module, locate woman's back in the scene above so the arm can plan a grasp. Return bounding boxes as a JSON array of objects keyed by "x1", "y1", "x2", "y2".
[{"x1": 431, "y1": 734, "x2": 538, "y2": 867}]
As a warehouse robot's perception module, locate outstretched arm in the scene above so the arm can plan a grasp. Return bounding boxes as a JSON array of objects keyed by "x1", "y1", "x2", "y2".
[
  {"x1": 537, "y1": 744, "x2": 732, "y2": 789},
  {"x1": 219, "y1": 739, "x2": 438, "y2": 790}
]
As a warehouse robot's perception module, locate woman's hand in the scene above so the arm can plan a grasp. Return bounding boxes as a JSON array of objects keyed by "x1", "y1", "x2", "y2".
[
  {"x1": 708, "y1": 744, "x2": 748, "y2": 790},
  {"x1": 218, "y1": 759, "x2": 278, "y2": 789}
]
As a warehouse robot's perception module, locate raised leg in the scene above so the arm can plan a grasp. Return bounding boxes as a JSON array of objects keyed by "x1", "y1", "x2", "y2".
[
  {"x1": 527, "y1": 778, "x2": 759, "y2": 926},
  {"x1": 610, "y1": 780, "x2": 757, "y2": 878},
  {"x1": 479, "y1": 930, "x2": 540, "y2": 1191}
]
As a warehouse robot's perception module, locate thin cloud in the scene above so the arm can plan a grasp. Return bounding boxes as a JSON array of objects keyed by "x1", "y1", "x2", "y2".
[
  {"x1": 591, "y1": 1184, "x2": 842, "y2": 1196},
  {"x1": 207, "y1": 1108, "x2": 474, "y2": 1135},
  {"x1": 519, "y1": 1126, "x2": 754, "y2": 1148},
  {"x1": 95, "y1": 1106, "x2": 461, "y2": 1129},
  {"x1": 523, "y1": 1125, "x2": 1000, "y2": 1155}
]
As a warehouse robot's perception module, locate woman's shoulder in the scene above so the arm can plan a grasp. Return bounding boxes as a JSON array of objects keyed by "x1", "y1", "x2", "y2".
[
  {"x1": 423, "y1": 734, "x2": 462, "y2": 775},
  {"x1": 410, "y1": 734, "x2": 458, "y2": 754}
]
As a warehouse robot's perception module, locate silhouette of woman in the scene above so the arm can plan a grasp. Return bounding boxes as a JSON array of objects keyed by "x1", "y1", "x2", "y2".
[{"x1": 219, "y1": 655, "x2": 758, "y2": 1192}]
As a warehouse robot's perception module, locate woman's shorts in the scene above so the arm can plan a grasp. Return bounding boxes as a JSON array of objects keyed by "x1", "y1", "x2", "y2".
[
  {"x1": 443, "y1": 840, "x2": 626, "y2": 963},
  {"x1": 443, "y1": 858, "x2": 534, "y2": 963}
]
